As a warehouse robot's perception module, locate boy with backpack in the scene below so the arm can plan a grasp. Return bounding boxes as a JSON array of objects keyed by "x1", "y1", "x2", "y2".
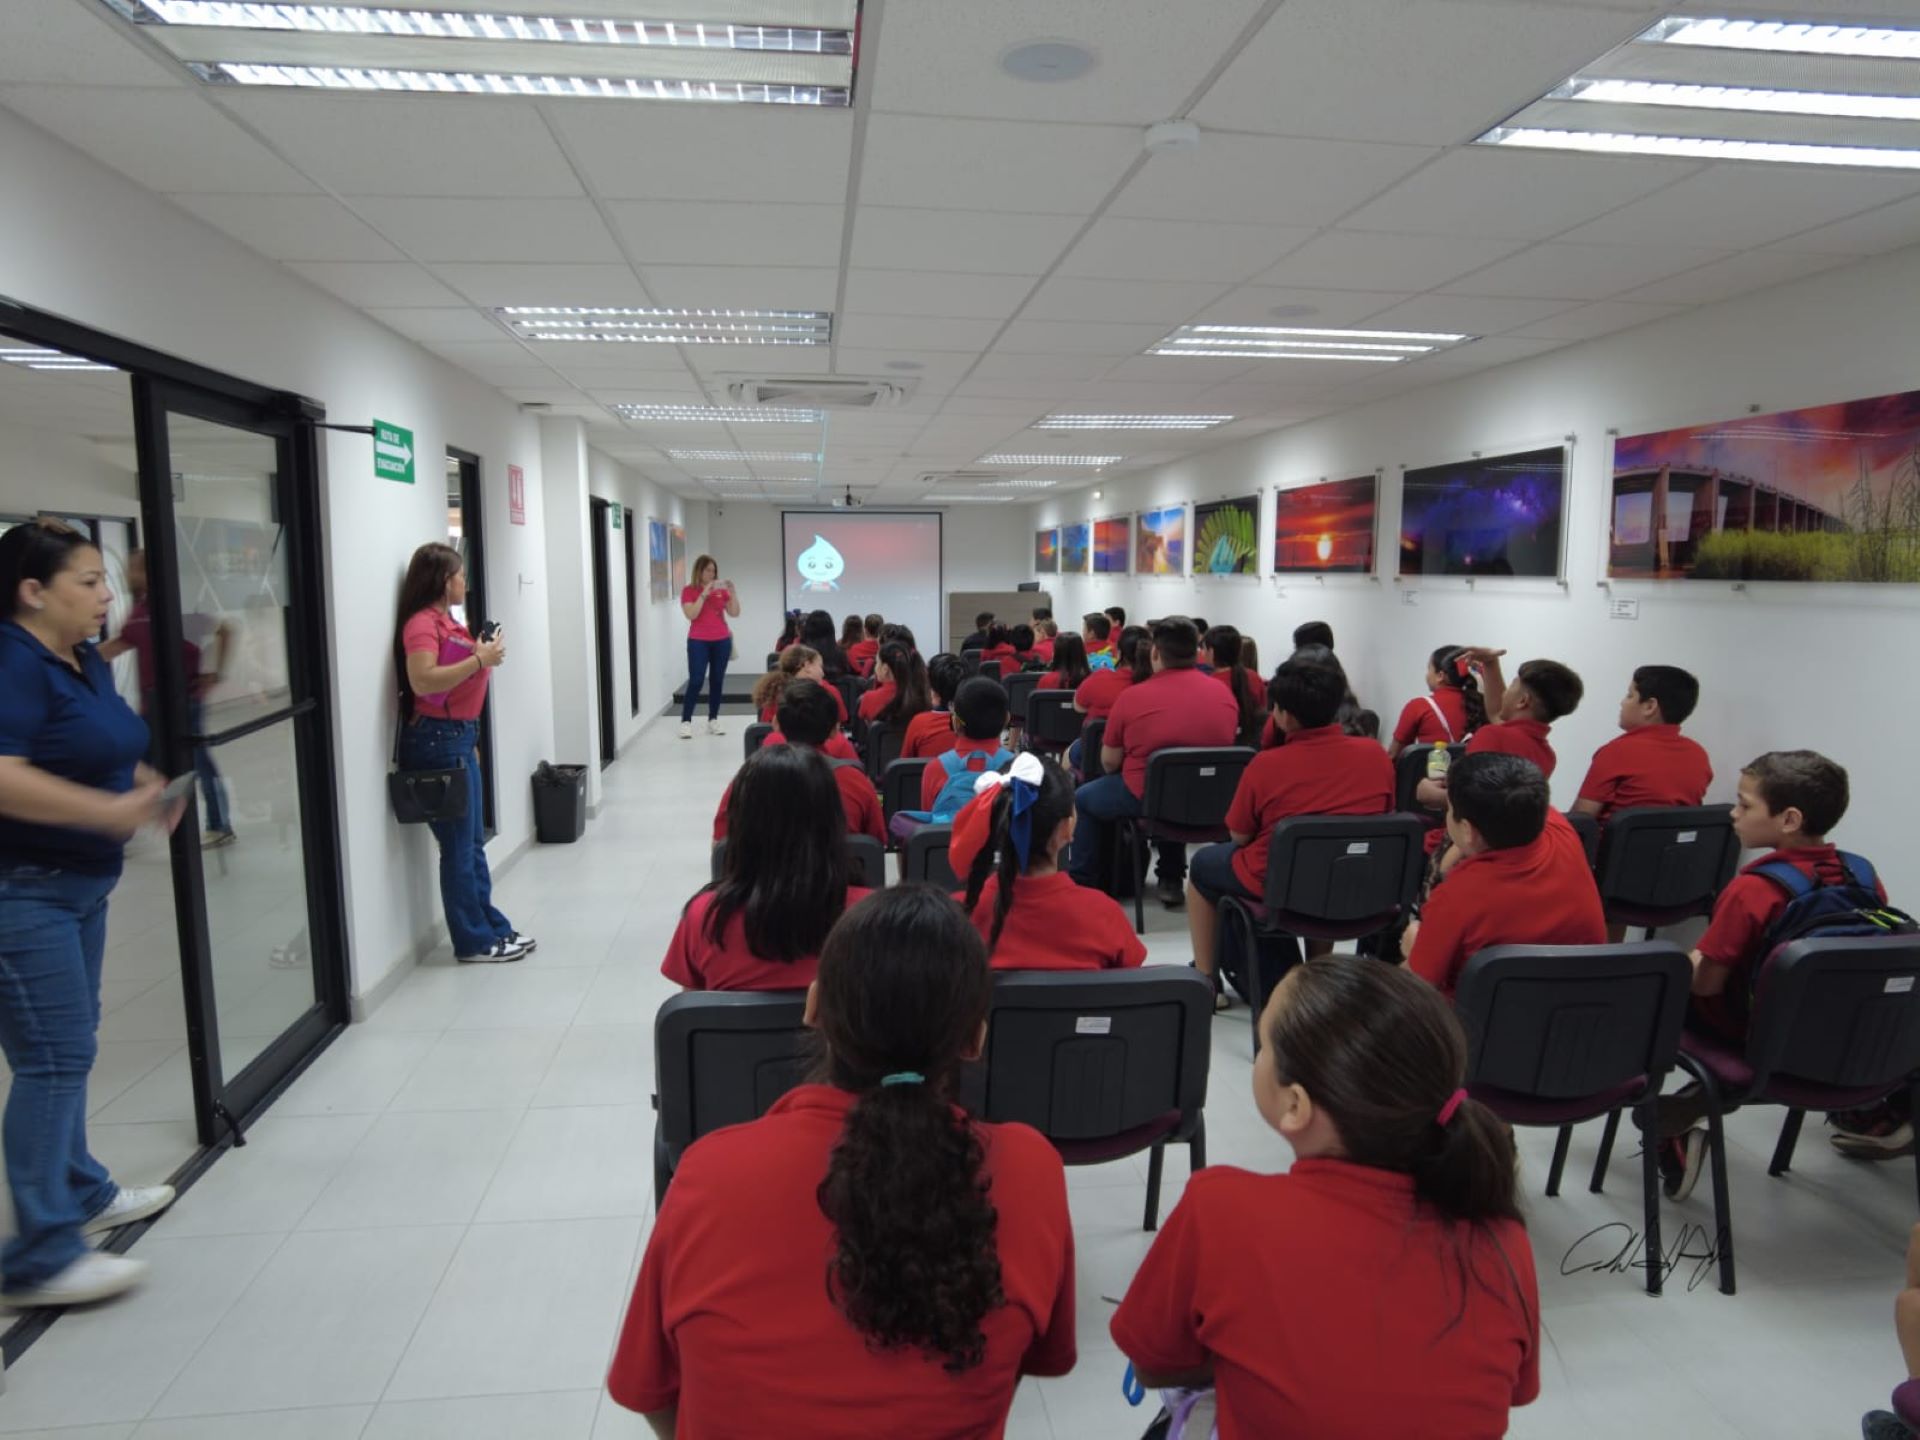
[{"x1": 887, "y1": 678, "x2": 1013, "y2": 843}]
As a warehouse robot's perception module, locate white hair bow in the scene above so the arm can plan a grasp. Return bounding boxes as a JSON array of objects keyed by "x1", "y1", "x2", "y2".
[{"x1": 974, "y1": 750, "x2": 1045, "y2": 795}]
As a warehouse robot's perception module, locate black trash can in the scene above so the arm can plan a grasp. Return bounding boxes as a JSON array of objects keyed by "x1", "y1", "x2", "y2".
[{"x1": 532, "y1": 762, "x2": 587, "y2": 843}]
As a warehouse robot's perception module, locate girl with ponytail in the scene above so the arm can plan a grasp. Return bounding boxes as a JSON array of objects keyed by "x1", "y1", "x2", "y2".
[
  {"x1": 955, "y1": 754, "x2": 1145, "y2": 970},
  {"x1": 1113, "y1": 956, "x2": 1539, "y2": 1438},
  {"x1": 1389, "y1": 644, "x2": 1488, "y2": 758},
  {"x1": 610, "y1": 886, "x2": 1077, "y2": 1436},
  {"x1": 1200, "y1": 625, "x2": 1268, "y2": 749}
]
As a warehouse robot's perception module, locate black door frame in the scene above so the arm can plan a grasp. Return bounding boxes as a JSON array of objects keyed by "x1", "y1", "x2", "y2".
[
  {"x1": 446, "y1": 446, "x2": 497, "y2": 837},
  {"x1": 623, "y1": 512, "x2": 641, "y2": 718},
  {"x1": 588, "y1": 497, "x2": 617, "y2": 768}
]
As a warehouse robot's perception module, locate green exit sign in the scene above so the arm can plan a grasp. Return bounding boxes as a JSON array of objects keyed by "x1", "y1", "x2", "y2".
[
  {"x1": 612, "y1": 503, "x2": 623, "y2": 528},
  {"x1": 374, "y1": 419, "x2": 415, "y2": 484}
]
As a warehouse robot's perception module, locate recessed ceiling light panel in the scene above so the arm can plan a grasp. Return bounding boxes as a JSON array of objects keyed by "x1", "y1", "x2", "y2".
[
  {"x1": 977, "y1": 454, "x2": 1122, "y2": 467},
  {"x1": 1640, "y1": 16, "x2": 1920, "y2": 62},
  {"x1": 1481, "y1": 125, "x2": 1920, "y2": 170},
  {"x1": 611, "y1": 404, "x2": 823, "y2": 422},
  {"x1": 499, "y1": 307, "x2": 832, "y2": 345},
  {"x1": 1035, "y1": 414, "x2": 1233, "y2": 430},
  {"x1": 0, "y1": 346, "x2": 117, "y2": 372},
  {"x1": 1147, "y1": 323, "x2": 1472, "y2": 363},
  {"x1": 668, "y1": 449, "x2": 820, "y2": 462},
  {"x1": 1560, "y1": 77, "x2": 1920, "y2": 123}
]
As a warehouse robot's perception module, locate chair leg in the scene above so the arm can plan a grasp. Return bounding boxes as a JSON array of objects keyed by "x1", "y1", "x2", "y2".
[
  {"x1": 1591, "y1": 1108, "x2": 1622, "y2": 1193},
  {"x1": 1144, "y1": 1142, "x2": 1165, "y2": 1232},
  {"x1": 1768, "y1": 1109, "x2": 1806, "y2": 1178},
  {"x1": 1638, "y1": 1102, "x2": 1663, "y2": 1298},
  {"x1": 1911, "y1": 1078, "x2": 1920, "y2": 1215},
  {"x1": 1704, "y1": 1096, "x2": 1736, "y2": 1296},
  {"x1": 1189, "y1": 1114, "x2": 1206, "y2": 1174},
  {"x1": 1131, "y1": 824, "x2": 1145, "y2": 934},
  {"x1": 1245, "y1": 918, "x2": 1267, "y2": 1059},
  {"x1": 1545, "y1": 1125, "x2": 1572, "y2": 1198}
]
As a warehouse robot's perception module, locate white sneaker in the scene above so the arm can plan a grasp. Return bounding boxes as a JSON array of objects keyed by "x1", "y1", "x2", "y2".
[
  {"x1": 706, "y1": 719, "x2": 726, "y2": 736},
  {"x1": 457, "y1": 937, "x2": 528, "y2": 964},
  {"x1": 4, "y1": 1252, "x2": 149, "y2": 1308},
  {"x1": 82, "y1": 1183, "x2": 176, "y2": 1236},
  {"x1": 678, "y1": 722, "x2": 693, "y2": 739}
]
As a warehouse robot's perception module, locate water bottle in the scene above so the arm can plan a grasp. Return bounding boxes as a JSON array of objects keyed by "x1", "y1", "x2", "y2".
[{"x1": 1426, "y1": 741, "x2": 1451, "y2": 781}]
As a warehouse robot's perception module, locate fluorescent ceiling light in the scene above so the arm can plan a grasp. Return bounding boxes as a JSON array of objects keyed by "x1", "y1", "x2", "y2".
[
  {"x1": 1159, "y1": 336, "x2": 1431, "y2": 353},
  {"x1": 612, "y1": 404, "x2": 823, "y2": 422},
  {"x1": 1480, "y1": 125, "x2": 1920, "y2": 171},
  {"x1": 977, "y1": 454, "x2": 1121, "y2": 467},
  {"x1": 1147, "y1": 323, "x2": 1472, "y2": 364},
  {"x1": 193, "y1": 62, "x2": 844, "y2": 102},
  {"x1": 1639, "y1": 16, "x2": 1920, "y2": 62},
  {"x1": 1035, "y1": 414, "x2": 1233, "y2": 430},
  {"x1": 1561, "y1": 77, "x2": 1920, "y2": 123},
  {"x1": 1161, "y1": 349, "x2": 1405, "y2": 362},
  {"x1": 927, "y1": 496, "x2": 1014, "y2": 504},
  {"x1": 498, "y1": 307, "x2": 831, "y2": 345},
  {"x1": 980, "y1": 480, "x2": 1060, "y2": 490},
  {"x1": 1181, "y1": 324, "x2": 1468, "y2": 343},
  {"x1": 0, "y1": 346, "x2": 117, "y2": 372},
  {"x1": 694, "y1": 475, "x2": 818, "y2": 484},
  {"x1": 668, "y1": 449, "x2": 820, "y2": 462}
]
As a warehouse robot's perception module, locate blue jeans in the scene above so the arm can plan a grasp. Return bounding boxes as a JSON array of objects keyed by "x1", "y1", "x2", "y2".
[
  {"x1": 0, "y1": 866, "x2": 119, "y2": 1290},
  {"x1": 682, "y1": 637, "x2": 732, "y2": 723},
  {"x1": 188, "y1": 699, "x2": 231, "y2": 834},
  {"x1": 398, "y1": 718, "x2": 511, "y2": 956},
  {"x1": 1067, "y1": 774, "x2": 1188, "y2": 890}
]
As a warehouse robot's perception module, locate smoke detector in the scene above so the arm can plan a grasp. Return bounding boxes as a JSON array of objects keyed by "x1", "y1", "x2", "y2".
[
  {"x1": 723, "y1": 376, "x2": 915, "y2": 410},
  {"x1": 1145, "y1": 120, "x2": 1201, "y2": 155}
]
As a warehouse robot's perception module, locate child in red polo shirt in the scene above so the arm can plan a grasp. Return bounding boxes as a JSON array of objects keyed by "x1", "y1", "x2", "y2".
[
  {"x1": 902, "y1": 653, "x2": 964, "y2": 760},
  {"x1": 1113, "y1": 957, "x2": 1539, "y2": 1439},
  {"x1": 1573, "y1": 665, "x2": 1713, "y2": 823},
  {"x1": 1189, "y1": 655, "x2": 1395, "y2": 1005},
  {"x1": 723, "y1": 680, "x2": 881, "y2": 842},
  {"x1": 754, "y1": 645, "x2": 850, "y2": 728},
  {"x1": 617, "y1": 888, "x2": 1076, "y2": 1434},
  {"x1": 671, "y1": 744, "x2": 873, "y2": 991},
  {"x1": 959, "y1": 753, "x2": 1145, "y2": 971},
  {"x1": 1081, "y1": 612, "x2": 1116, "y2": 671},
  {"x1": 1202, "y1": 625, "x2": 1269, "y2": 749},
  {"x1": 1035, "y1": 632, "x2": 1090, "y2": 693},
  {"x1": 978, "y1": 622, "x2": 1016, "y2": 679},
  {"x1": 1457, "y1": 650, "x2": 1583, "y2": 781},
  {"x1": 844, "y1": 612, "x2": 882, "y2": 677},
  {"x1": 1031, "y1": 617, "x2": 1057, "y2": 664},
  {"x1": 1388, "y1": 644, "x2": 1486, "y2": 758},
  {"x1": 888, "y1": 677, "x2": 1013, "y2": 845},
  {"x1": 1072, "y1": 627, "x2": 1141, "y2": 719},
  {"x1": 1405, "y1": 752, "x2": 1606, "y2": 999}
]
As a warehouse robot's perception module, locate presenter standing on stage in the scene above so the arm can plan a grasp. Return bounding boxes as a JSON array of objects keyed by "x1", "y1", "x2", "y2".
[{"x1": 680, "y1": 555, "x2": 740, "y2": 739}]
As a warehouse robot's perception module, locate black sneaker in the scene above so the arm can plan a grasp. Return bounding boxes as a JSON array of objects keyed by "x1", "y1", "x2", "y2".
[
  {"x1": 1863, "y1": 1410, "x2": 1918, "y2": 1440},
  {"x1": 458, "y1": 937, "x2": 528, "y2": 964},
  {"x1": 1660, "y1": 1128, "x2": 1707, "y2": 1201},
  {"x1": 1156, "y1": 876, "x2": 1186, "y2": 909}
]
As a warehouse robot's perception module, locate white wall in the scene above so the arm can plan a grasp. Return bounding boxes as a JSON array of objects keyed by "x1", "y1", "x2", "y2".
[
  {"x1": 0, "y1": 107, "x2": 557, "y2": 1002},
  {"x1": 1032, "y1": 242, "x2": 1920, "y2": 902}
]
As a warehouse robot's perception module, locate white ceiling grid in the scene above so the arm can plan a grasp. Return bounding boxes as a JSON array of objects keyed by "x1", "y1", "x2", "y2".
[{"x1": 0, "y1": 0, "x2": 1918, "y2": 503}]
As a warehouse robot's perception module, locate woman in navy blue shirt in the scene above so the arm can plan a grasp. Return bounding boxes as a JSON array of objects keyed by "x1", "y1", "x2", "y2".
[{"x1": 0, "y1": 521, "x2": 183, "y2": 1308}]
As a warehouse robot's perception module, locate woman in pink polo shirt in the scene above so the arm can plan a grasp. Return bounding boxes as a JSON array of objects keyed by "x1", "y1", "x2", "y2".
[
  {"x1": 394, "y1": 543, "x2": 530, "y2": 964},
  {"x1": 680, "y1": 554, "x2": 741, "y2": 740}
]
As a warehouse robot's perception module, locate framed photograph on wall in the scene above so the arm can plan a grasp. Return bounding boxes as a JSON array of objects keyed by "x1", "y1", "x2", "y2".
[
  {"x1": 1093, "y1": 516, "x2": 1130, "y2": 574},
  {"x1": 1398, "y1": 447, "x2": 1566, "y2": 580},
  {"x1": 1061, "y1": 521, "x2": 1092, "y2": 574},
  {"x1": 1035, "y1": 527, "x2": 1060, "y2": 574},
  {"x1": 1610, "y1": 387, "x2": 1920, "y2": 583},
  {"x1": 1274, "y1": 475, "x2": 1379, "y2": 574},
  {"x1": 669, "y1": 522, "x2": 688, "y2": 591},
  {"x1": 1135, "y1": 504, "x2": 1186, "y2": 576},
  {"x1": 1192, "y1": 494, "x2": 1261, "y2": 576},
  {"x1": 647, "y1": 517, "x2": 670, "y2": 600}
]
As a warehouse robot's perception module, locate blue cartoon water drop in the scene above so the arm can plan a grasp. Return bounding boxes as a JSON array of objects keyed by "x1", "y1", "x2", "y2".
[{"x1": 796, "y1": 533, "x2": 845, "y2": 591}]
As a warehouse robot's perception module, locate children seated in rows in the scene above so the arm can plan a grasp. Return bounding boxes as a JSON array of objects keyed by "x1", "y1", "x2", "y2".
[
  {"x1": 844, "y1": 612, "x2": 882, "y2": 677},
  {"x1": 1572, "y1": 664, "x2": 1712, "y2": 822},
  {"x1": 617, "y1": 887, "x2": 1076, "y2": 1432},
  {"x1": 959, "y1": 753, "x2": 1145, "y2": 972},
  {"x1": 858, "y1": 641, "x2": 929, "y2": 727},
  {"x1": 903, "y1": 654, "x2": 964, "y2": 760},
  {"x1": 669, "y1": 743, "x2": 874, "y2": 991},
  {"x1": 1035, "y1": 632, "x2": 1090, "y2": 693},
  {"x1": 723, "y1": 679, "x2": 881, "y2": 842},
  {"x1": 1112, "y1": 958, "x2": 1539, "y2": 1438}
]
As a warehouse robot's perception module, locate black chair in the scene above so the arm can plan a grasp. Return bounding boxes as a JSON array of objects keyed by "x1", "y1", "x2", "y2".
[
  {"x1": 1393, "y1": 743, "x2": 1462, "y2": 816},
  {"x1": 1594, "y1": 805, "x2": 1740, "y2": 935},
  {"x1": 1567, "y1": 809, "x2": 1602, "y2": 869},
  {"x1": 1024, "y1": 690, "x2": 1082, "y2": 757},
  {"x1": 1454, "y1": 943, "x2": 1692, "y2": 1297},
  {"x1": 863, "y1": 720, "x2": 904, "y2": 782},
  {"x1": 1215, "y1": 815, "x2": 1427, "y2": 1053},
  {"x1": 905, "y1": 823, "x2": 958, "y2": 889},
  {"x1": 1004, "y1": 671, "x2": 1041, "y2": 731},
  {"x1": 712, "y1": 834, "x2": 888, "y2": 888},
  {"x1": 880, "y1": 757, "x2": 931, "y2": 848},
  {"x1": 1115, "y1": 747, "x2": 1256, "y2": 932},
  {"x1": 1657, "y1": 935, "x2": 1920, "y2": 1295},
  {"x1": 765, "y1": 651, "x2": 780, "y2": 671},
  {"x1": 1079, "y1": 718, "x2": 1108, "y2": 782},
  {"x1": 653, "y1": 990, "x2": 810, "y2": 1207},
  {"x1": 957, "y1": 969, "x2": 1213, "y2": 1231},
  {"x1": 960, "y1": 649, "x2": 984, "y2": 678},
  {"x1": 740, "y1": 721, "x2": 772, "y2": 761}
]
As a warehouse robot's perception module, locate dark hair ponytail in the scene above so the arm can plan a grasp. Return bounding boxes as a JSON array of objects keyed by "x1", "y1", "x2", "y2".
[
  {"x1": 876, "y1": 642, "x2": 931, "y2": 727},
  {"x1": 705, "y1": 743, "x2": 849, "y2": 962},
  {"x1": 814, "y1": 887, "x2": 1002, "y2": 1372},
  {"x1": 961, "y1": 757, "x2": 1076, "y2": 953},
  {"x1": 1431, "y1": 644, "x2": 1489, "y2": 734},
  {"x1": 1206, "y1": 625, "x2": 1264, "y2": 747},
  {"x1": 1047, "y1": 633, "x2": 1090, "y2": 689}
]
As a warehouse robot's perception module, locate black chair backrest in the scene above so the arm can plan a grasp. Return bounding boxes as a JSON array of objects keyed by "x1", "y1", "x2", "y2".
[
  {"x1": 1140, "y1": 747, "x2": 1255, "y2": 829},
  {"x1": 1566, "y1": 809, "x2": 1601, "y2": 870},
  {"x1": 1748, "y1": 936, "x2": 1920, "y2": 1094},
  {"x1": 1004, "y1": 670, "x2": 1041, "y2": 725},
  {"x1": 906, "y1": 823, "x2": 959, "y2": 889},
  {"x1": 655, "y1": 990, "x2": 809, "y2": 1181},
  {"x1": 1026, "y1": 690, "x2": 1082, "y2": 748},
  {"x1": 1259, "y1": 815, "x2": 1427, "y2": 929},
  {"x1": 741, "y1": 721, "x2": 773, "y2": 761},
  {"x1": 1393, "y1": 743, "x2": 1462, "y2": 815},
  {"x1": 712, "y1": 835, "x2": 888, "y2": 888},
  {"x1": 1595, "y1": 805, "x2": 1739, "y2": 920},
  {"x1": 1080, "y1": 718, "x2": 1108, "y2": 780},
  {"x1": 957, "y1": 969, "x2": 1212, "y2": 1143},
  {"x1": 960, "y1": 648, "x2": 984, "y2": 672},
  {"x1": 864, "y1": 720, "x2": 904, "y2": 780},
  {"x1": 1454, "y1": 943, "x2": 1692, "y2": 1100},
  {"x1": 765, "y1": 651, "x2": 780, "y2": 671},
  {"x1": 881, "y1": 756, "x2": 931, "y2": 824}
]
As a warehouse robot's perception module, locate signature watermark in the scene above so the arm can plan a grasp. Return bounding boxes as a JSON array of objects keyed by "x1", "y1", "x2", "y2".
[{"x1": 1560, "y1": 1221, "x2": 1724, "y2": 1292}]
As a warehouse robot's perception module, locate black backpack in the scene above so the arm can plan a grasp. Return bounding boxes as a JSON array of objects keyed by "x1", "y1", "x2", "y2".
[{"x1": 1746, "y1": 852, "x2": 1917, "y2": 1003}]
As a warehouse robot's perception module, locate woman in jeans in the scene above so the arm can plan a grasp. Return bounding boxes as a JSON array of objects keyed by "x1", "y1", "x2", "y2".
[
  {"x1": 0, "y1": 521, "x2": 183, "y2": 1307},
  {"x1": 394, "y1": 543, "x2": 532, "y2": 963},
  {"x1": 679, "y1": 554, "x2": 740, "y2": 739}
]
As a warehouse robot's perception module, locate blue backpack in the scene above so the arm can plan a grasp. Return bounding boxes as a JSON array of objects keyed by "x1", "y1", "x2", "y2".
[
  {"x1": 1747, "y1": 852, "x2": 1916, "y2": 999},
  {"x1": 926, "y1": 745, "x2": 1014, "y2": 822}
]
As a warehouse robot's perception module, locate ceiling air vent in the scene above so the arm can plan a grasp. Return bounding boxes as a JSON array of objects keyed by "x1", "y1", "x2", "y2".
[{"x1": 725, "y1": 376, "x2": 915, "y2": 410}]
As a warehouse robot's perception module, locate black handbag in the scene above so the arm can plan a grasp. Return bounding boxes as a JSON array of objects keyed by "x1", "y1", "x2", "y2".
[{"x1": 388, "y1": 704, "x2": 469, "y2": 825}]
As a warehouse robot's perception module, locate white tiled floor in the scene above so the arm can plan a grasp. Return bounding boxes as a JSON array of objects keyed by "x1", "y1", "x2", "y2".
[{"x1": 2, "y1": 711, "x2": 1911, "y2": 1437}]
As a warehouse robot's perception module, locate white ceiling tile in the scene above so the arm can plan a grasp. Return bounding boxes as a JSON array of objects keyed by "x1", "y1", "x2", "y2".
[
  {"x1": 465, "y1": 365, "x2": 576, "y2": 387},
  {"x1": 859, "y1": 115, "x2": 1139, "y2": 215},
  {"x1": 1192, "y1": 0, "x2": 1648, "y2": 145},
  {"x1": 0, "y1": 0, "x2": 188, "y2": 85},
  {"x1": 868, "y1": 0, "x2": 1268, "y2": 125},
  {"x1": 358, "y1": 198, "x2": 622, "y2": 264},
  {"x1": 1558, "y1": 168, "x2": 1920, "y2": 250},
  {"x1": 841, "y1": 270, "x2": 1035, "y2": 319},
  {"x1": 1114, "y1": 134, "x2": 1434, "y2": 228},
  {"x1": 993, "y1": 320, "x2": 1169, "y2": 355},
  {"x1": 1765, "y1": 195, "x2": 1920, "y2": 257},
  {"x1": 367, "y1": 308, "x2": 510, "y2": 344},
  {"x1": 1439, "y1": 241, "x2": 1733, "y2": 300},
  {"x1": 1102, "y1": 355, "x2": 1261, "y2": 384},
  {"x1": 1062, "y1": 218, "x2": 1316, "y2": 282},
  {"x1": 682, "y1": 346, "x2": 833, "y2": 377},
  {"x1": 429, "y1": 263, "x2": 648, "y2": 307},
  {"x1": 286, "y1": 262, "x2": 463, "y2": 307},
  {"x1": 1, "y1": 87, "x2": 317, "y2": 194},
  {"x1": 1059, "y1": 379, "x2": 1221, "y2": 404},
  {"x1": 1507, "y1": 299, "x2": 1692, "y2": 341},
  {"x1": 607, "y1": 202, "x2": 845, "y2": 269},
  {"x1": 219, "y1": 94, "x2": 582, "y2": 198},
  {"x1": 641, "y1": 266, "x2": 839, "y2": 309},
  {"x1": 851, "y1": 208, "x2": 1083, "y2": 276},
  {"x1": 833, "y1": 349, "x2": 978, "y2": 381},
  {"x1": 1022, "y1": 276, "x2": 1228, "y2": 324},
  {"x1": 546, "y1": 105, "x2": 852, "y2": 203},
  {"x1": 1189, "y1": 285, "x2": 1417, "y2": 326},
  {"x1": 1615, "y1": 249, "x2": 1856, "y2": 306},
  {"x1": 837, "y1": 315, "x2": 1004, "y2": 352},
  {"x1": 966, "y1": 355, "x2": 1113, "y2": 383},
  {"x1": 167, "y1": 195, "x2": 404, "y2": 262},
  {"x1": 1358, "y1": 294, "x2": 1579, "y2": 334},
  {"x1": 1340, "y1": 147, "x2": 1701, "y2": 241},
  {"x1": 1395, "y1": 335, "x2": 1573, "y2": 373},
  {"x1": 1257, "y1": 232, "x2": 1528, "y2": 291},
  {"x1": 422, "y1": 340, "x2": 546, "y2": 367}
]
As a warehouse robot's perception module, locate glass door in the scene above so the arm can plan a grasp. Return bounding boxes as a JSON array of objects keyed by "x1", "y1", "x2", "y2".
[{"x1": 132, "y1": 379, "x2": 348, "y2": 1139}]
